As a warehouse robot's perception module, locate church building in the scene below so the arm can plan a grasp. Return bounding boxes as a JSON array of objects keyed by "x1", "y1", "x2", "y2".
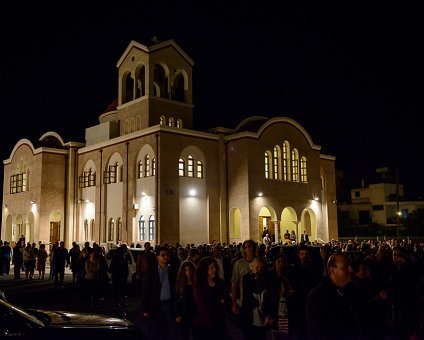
[{"x1": 1, "y1": 39, "x2": 338, "y2": 249}]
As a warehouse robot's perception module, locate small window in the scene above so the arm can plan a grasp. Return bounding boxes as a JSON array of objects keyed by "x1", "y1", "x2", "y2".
[
  {"x1": 145, "y1": 155, "x2": 150, "y2": 177},
  {"x1": 264, "y1": 152, "x2": 270, "y2": 179},
  {"x1": 152, "y1": 157, "x2": 156, "y2": 176},
  {"x1": 138, "y1": 161, "x2": 143, "y2": 178},
  {"x1": 187, "y1": 155, "x2": 194, "y2": 177},
  {"x1": 177, "y1": 119, "x2": 183, "y2": 128},
  {"x1": 149, "y1": 215, "x2": 155, "y2": 241},
  {"x1": 196, "y1": 161, "x2": 203, "y2": 178},
  {"x1": 300, "y1": 157, "x2": 307, "y2": 182},
  {"x1": 139, "y1": 216, "x2": 145, "y2": 241},
  {"x1": 179, "y1": 158, "x2": 185, "y2": 176},
  {"x1": 108, "y1": 218, "x2": 115, "y2": 242}
]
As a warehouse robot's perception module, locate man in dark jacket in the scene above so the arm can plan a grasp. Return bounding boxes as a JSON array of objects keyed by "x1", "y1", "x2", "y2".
[
  {"x1": 306, "y1": 253, "x2": 363, "y2": 339},
  {"x1": 141, "y1": 246, "x2": 177, "y2": 340}
]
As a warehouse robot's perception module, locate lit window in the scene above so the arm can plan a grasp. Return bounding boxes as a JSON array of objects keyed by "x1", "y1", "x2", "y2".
[
  {"x1": 149, "y1": 215, "x2": 155, "y2": 241},
  {"x1": 108, "y1": 218, "x2": 115, "y2": 242},
  {"x1": 300, "y1": 157, "x2": 308, "y2": 182},
  {"x1": 168, "y1": 117, "x2": 174, "y2": 126},
  {"x1": 145, "y1": 155, "x2": 150, "y2": 177},
  {"x1": 273, "y1": 145, "x2": 281, "y2": 180},
  {"x1": 160, "y1": 115, "x2": 166, "y2": 125},
  {"x1": 179, "y1": 158, "x2": 185, "y2": 176},
  {"x1": 177, "y1": 119, "x2": 183, "y2": 128},
  {"x1": 139, "y1": 216, "x2": 145, "y2": 241},
  {"x1": 152, "y1": 157, "x2": 156, "y2": 176},
  {"x1": 196, "y1": 161, "x2": 203, "y2": 178},
  {"x1": 138, "y1": 161, "x2": 143, "y2": 178},
  {"x1": 187, "y1": 155, "x2": 194, "y2": 177},
  {"x1": 265, "y1": 152, "x2": 270, "y2": 179},
  {"x1": 291, "y1": 149, "x2": 299, "y2": 182},
  {"x1": 283, "y1": 141, "x2": 289, "y2": 181},
  {"x1": 117, "y1": 218, "x2": 122, "y2": 241}
]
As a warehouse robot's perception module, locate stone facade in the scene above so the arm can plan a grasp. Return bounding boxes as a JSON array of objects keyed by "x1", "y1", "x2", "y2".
[{"x1": 1, "y1": 40, "x2": 338, "y2": 249}]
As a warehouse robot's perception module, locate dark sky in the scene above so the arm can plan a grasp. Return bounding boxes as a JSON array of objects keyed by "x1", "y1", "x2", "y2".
[{"x1": 0, "y1": 1, "x2": 422, "y2": 198}]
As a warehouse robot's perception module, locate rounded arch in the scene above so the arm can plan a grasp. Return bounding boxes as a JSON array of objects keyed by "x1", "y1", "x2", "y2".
[
  {"x1": 229, "y1": 207, "x2": 241, "y2": 239},
  {"x1": 258, "y1": 205, "x2": 277, "y2": 242},
  {"x1": 172, "y1": 68, "x2": 189, "y2": 102},
  {"x1": 4, "y1": 214, "x2": 13, "y2": 241},
  {"x1": 49, "y1": 210, "x2": 63, "y2": 245},
  {"x1": 153, "y1": 63, "x2": 169, "y2": 98},
  {"x1": 180, "y1": 146, "x2": 206, "y2": 179},
  {"x1": 16, "y1": 213, "x2": 24, "y2": 242},
  {"x1": 135, "y1": 63, "x2": 146, "y2": 98},
  {"x1": 83, "y1": 159, "x2": 96, "y2": 173},
  {"x1": 121, "y1": 70, "x2": 133, "y2": 104},
  {"x1": 280, "y1": 207, "x2": 299, "y2": 243},
  {"x1": 301, "y1": 207, "x2": 317, "y2": 243}
]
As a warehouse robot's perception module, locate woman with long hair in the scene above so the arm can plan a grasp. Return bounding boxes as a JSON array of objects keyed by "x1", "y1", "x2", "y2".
[
  {"x1": 192, "y1": 256, "x2": 228, "y2": 340},
  {"x1": 175, "y1": 260, "x2": 196, "y2": 340}
]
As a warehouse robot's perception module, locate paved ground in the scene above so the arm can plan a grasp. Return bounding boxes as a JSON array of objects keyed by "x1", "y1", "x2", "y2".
[{"x1": 0, "y1": 265, "x2": 244, "y2": 339}]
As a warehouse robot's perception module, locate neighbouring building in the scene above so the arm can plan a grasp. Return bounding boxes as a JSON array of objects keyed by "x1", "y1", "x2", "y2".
[
  {"x1": 1, "y1": 39, "x2": 338, "y2": 249},
  {"x1": 338, "y1": 178, "x2": 424, "y2": 228}
]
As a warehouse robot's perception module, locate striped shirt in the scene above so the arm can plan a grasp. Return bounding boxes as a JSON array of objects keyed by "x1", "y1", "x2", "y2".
[{"x1": 277, "y1": 297, "x2": 289, "y2": 333}]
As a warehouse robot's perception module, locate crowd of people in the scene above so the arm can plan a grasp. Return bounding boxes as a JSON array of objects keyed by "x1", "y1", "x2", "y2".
[
  {"x1": 133, "y1": 237, "x2": 424, "y2": 340},
  {"x1": 1, "y1": 236, "x2": 424, "y2": 339}
]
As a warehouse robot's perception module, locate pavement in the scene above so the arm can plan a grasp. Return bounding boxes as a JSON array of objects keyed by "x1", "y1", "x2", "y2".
[{"x1": 0, "y1": 264, "x2": 244, "y2": 339}]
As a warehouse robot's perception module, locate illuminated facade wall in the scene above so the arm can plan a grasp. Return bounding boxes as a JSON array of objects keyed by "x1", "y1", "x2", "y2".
[{"x1": 1, "y1": 40, "x2": 338, "y2": 248}]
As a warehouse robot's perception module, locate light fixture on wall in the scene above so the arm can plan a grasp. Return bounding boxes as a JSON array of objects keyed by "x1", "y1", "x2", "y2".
[
  {"x1": 313, "y1": 195, "x2": 319, "y2": 201},
  {"x1": 77, "y1": 198, "x2": 84, "y2": 204},
  {"x1": 189, "y1": 189, "x2": 196, "y2": 196},
  {"x1": 257, "y1": 192, "x2": 263, "y2": 197},
  {"x1": 3, "y1": 204, "x2": 7, "y2": 208},
  {"x1": 133, "y1": 203, "x2": 139, "y2": 209},
  {"x1": 30, "y1": 200, "x2": 36, "y2": 204}
]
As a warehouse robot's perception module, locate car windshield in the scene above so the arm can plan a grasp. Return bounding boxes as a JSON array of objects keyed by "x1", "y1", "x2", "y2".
[{"x1": 0, "y1": 299, "x2": 46, "y2": 327}]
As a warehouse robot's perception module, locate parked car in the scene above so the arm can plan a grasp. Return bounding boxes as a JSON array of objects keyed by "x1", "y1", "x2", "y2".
[
  {"x1": 0, "y1": 298, "x2": 146, "y2": 339},
  {"x1": 105, "y1": 247, "x2": 143, "y2": 284},
  {"x1": 0, "y1": 289, "x2": 6, "y2": 302}
]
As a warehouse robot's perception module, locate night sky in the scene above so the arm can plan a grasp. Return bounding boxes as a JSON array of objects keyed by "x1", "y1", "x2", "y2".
[{"x1": 0, "y1": 1, "x2": 422, "y2": 198}]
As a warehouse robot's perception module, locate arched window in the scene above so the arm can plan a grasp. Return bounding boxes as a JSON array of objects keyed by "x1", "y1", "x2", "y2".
[
  {"x1": 152, "y1": 158, "x2": 156, "y2": 176},
  {"x1": 144, "y1": 155, "x2": 150, "y2": 177},
  {"x1": 176, "y1": 119, "x2": 183, "y2": 128},
  {"x1": 300, "y1": 157, "x2": 308, "y2": 182},
  {"x1": 149, "y1": 215, "x2": 155, "y2": 241},
  {"x1": 153, "y1": 64, "x2": 168, "y2": 98},
  {"x1": 273, "y1": 145, "x2": 281, "y2": 180},
  {"x1": 108, "y1": 218, "x2": 115, "y2": 242},
  {"x1": 117, "y1": 218, "x2": 122, "y2": 242},
  {"x1": 122, "y1": 72, "x2": 133, "y2": 104},
  {"x1": 84, "y1": 219, "x2": 88, "y2": 240},
  {"x1": 135, "y1": 65, "x2": 145, "y2": 98},
  {"x1": 179, "y1": 158, "x2": 185, "y2": 177},
  {"x1": 138, "y1": 216, "x2": 145, "y2": 241},
  {"x1": 187, "y1": 155, "x2": 194, "y2": 177},
  {"x1": 265, "y1": 151, "x2": 273, "y2": 179},
  {"x1": 291, "y1": 149, "x2": 299, "y2": 182},
  {"x1": 160, "y1": 115, "x2": 166, "y2": 125},
  {"x1": 168, "y1": 117, "x2": 174, "y2": 127},
  {"x1": 282, "y1": 141, "x2": 290, "y2": 181},
  {"x1": 172, "y1": 72, "x2": 185, "y2": 102},
  {"x1": 138, "y1": 161, "x2": 143, "y2": 178},
  {"x1": 196, "y1": 161, "x2": 203, "y2": 178}
]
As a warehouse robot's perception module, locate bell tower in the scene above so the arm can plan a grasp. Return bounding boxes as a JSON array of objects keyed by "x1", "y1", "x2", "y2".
[{"x1": 114, "y1": 39, "x2": 194, "y2": 134}]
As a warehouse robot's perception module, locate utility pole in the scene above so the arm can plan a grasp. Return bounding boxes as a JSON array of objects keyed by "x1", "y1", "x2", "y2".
[{"x1": 396, "y1": 167, "x2": 400, "y2": 241}]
